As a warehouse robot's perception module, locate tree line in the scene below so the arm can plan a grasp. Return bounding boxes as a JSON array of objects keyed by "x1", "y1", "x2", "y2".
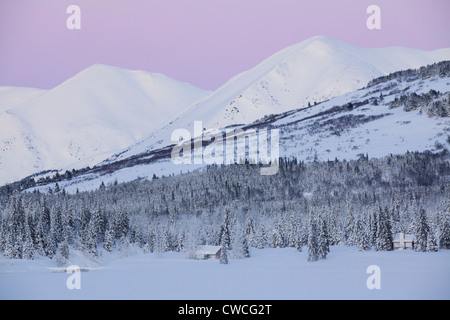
[{"x1": 0, "y1": 151, "x2": 449, "y2": 264}]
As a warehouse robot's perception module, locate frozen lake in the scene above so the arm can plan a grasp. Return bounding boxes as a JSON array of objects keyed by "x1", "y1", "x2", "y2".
[{"x1": 1, "y1": 247, "x2": 449, "y2": 300}]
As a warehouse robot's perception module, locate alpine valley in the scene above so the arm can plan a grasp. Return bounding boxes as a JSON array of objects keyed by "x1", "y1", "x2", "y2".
[
  {"x1": 1, "y1": 37, "x2": 450, "y2": 301},
  {"x1": 3, "y1": 36, "x2": 447, "y2": 193}
]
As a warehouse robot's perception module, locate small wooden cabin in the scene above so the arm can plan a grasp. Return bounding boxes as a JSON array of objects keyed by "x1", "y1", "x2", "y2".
[
  {"x1": 194, "y1": 246, "x2": 222, "y2": 260},
  {"x1": 393, "y1": 233, "x2": 415, "y2": 250}
]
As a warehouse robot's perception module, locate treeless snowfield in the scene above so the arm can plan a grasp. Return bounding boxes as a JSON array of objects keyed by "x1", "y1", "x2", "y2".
[{"x1": 1, "y1": 247, "x2": 449, "y2": 300}]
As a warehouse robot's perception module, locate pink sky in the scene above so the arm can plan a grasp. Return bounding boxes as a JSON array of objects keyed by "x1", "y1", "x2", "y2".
[{"x1": 0, "y1": 0, "x2": 449, "y2": 90}]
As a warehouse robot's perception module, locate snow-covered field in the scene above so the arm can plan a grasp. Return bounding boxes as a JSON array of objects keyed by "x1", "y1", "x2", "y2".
[{"x1": 1, "y1": 247, "x2": 449, "y2": 300}]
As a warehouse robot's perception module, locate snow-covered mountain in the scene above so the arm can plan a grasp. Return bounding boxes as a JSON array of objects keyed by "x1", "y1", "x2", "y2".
[
  {"x1": 200, "y1": 36, "x2": 450, "y2": 127},
  {"x1": 2, "y1": 36, "x2": 450, "y2": 188},
  {"x1": 0, "y1": 64, "x2": 210, "y2": 185},
  {"x1": 23, "y1": 60, "x2": 450, "y2": 194},
  {"x1": 108, "y1": 36, "x2": 450, "y2": 162}
]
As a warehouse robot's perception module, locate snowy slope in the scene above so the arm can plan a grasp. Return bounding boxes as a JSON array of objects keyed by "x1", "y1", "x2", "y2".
[
  {"x1": 272, "y1": 75, "x2": 450, "y2": 162},
  {"x1": 28, "y1": 61, "x2": 450, "y2": 194},
  {"x1": 0, "y1": 65, "x2": 210, "y2": 185},
  {"x1": 0, "y1": 86, "x2": 47, "y2": 113},
  {"x1": 110, "y1": 36, "x2": 450, "y2": 161}
]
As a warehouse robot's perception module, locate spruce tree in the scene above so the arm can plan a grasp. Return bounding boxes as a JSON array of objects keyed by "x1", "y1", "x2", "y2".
[
  {"x1": 272, "y1": 219, "x2": 284, "y2": 248},
  {"x1": 86, "y1": 219, "x2": 98, "y2": 257},
  {"x1": 22, "y1": 227, "x2": 34, "y2": 260},
  {"x1": 116, "y1": 210, "x2": 129, "y2": 239},
  {"x1": 344, "y1": 211, "x2": 355, "y2": 246},
  {"x1": 177, "y1": 233, "x2": 185, "y2": 253},
  {"x1": 415, "y1": 208, "x2": 429, "y2": 252},
  {"x1": 145, "y1": 231, "x2": 155, "y2": 253},
  {"x1": 4, "y1": 232, "x2": 15, "y2": 259},
  {"x1": 376, "y1": 207, "x2": 393, "y2": 251},
  {"x1": 242, "y1": 235, "x2": 250, "y2": 258},
  {"x1": 34, "y1": 221, "x2": 46, "y2": 256},
  {"x1": 307, "y1": 216, "x2": 319, "y2": 262},
  {"x1": 40, "y1": 199, "x2": 51, "y2": 236},
  {"x1": 245, "y1": 216, "x2": 256, "y2": 247},
  {"x1": 60, "y1": 233, "x2": 70, "y2": 261},
  {"x1": 368, "y1": 209, "x2": 378, "y2": 248},
  {"x1": 317, "y1": 218, "x2": 329, "y2": 260},
  {"x1": 163, "y1": 229, "x2": 172, "y2": 252},
  {"x1": 45, "y1": 228, "x2": 58, "y2": 259},
  {"x1": 355, "y1": 216, "x2": 370, "y2": 251},
  {"x1": 295, "y1": 224, "x2": 303, "y2": 252},
  {"x1": 220, "y1": 210, "x2": 231, "y2": 250},
  {"x1": 439, "y1": 211, "x2": 450, "y2": 250},
  {"x1": 92, "y1": 206, "x2": 105, "y2": 243},
  {"x1": 232, "y1": 228, "x2": 250, "y2": 259},
  {"x1": 119, "y1": 233, "x2": 129, "y2": 256},
  {"x1": 220, "y1": 235, "x2": 229, "y2": 265},
  {"x1": 103, "y1": 223, "x2": 115, "y2": 253},
  {"x1": 427, "y1": 231, "x2": 439, "y2": 252},
  {"x1": 256, "y1": 226, "x2": 266, "y2": 249}
]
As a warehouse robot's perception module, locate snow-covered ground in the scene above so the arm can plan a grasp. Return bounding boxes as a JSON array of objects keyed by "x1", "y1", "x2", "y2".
[{"x1": 1, "y1": 247, "x2": 449, "y2": 300}]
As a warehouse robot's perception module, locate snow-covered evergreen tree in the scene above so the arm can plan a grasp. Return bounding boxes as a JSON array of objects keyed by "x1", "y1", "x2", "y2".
[
  {"x1": 255, "y1": 225, "x2": 267, "y2": 249},
  {"x1": 439, "y1": 208, "x2": 450, "y2": 250},
  {"x1": 272, "y1": 219, "x2": 284, "y2": 248},
  {"x1": 307, "y1": 216, "x2": 319, "y2": 262},
  {"x1": 177, "y1": 232, "x2": 185, "y2": 253},
  {"x1": 103, "y1": 223, "x2": 115, "y2": 253},
  {"x1": 317, "y1": 217, "x2": 329, "y2": 260},
  {"x1": 242, "y1": 234, "x2": 250, "y2": 258},
  {"x1": 375, "y1": 207, "x2": 393, "y2": 251},
  {"x1": 91, "y1": 206, "x2": 105, "y2": 243},
  {"x1": 245, "y1": 216, "x2": 256, "y2": 247},
  {"x1": 4, "y1": 232, "x2": 15, "y2": 259},
  {"x1": 119, "y1": 233, "x2": 129, "y2": 257},
  {"x1": 219, "y1": 234, "x2": 229, "y2": 265},
  {"x1": 34, "y1": 221, "x2": 46, "y2": 256},
  {"x1": 22, "y1": 226, "x2": 35, "y2": 260},
  {"x1": 344, "y1": 210, "x2": 355, "y2": 246},
  {"x1": 368, "y1": 209, "x2": 378, "y2": 248},
  {"x1": 427, "y1": 231, "x2": 438, "y2": 252},
  {"x1": 45, "y1": 228, "x2": 58, "y2": 259},
  {"x1": 295, "y1": 221, "x2": 303, "y2": 252},
  {"x1": 220, "y1": 210, "x2": 231, "y2": 250},
  {"x1": 60, "y1": 233, "x2": 70, "y2": 261},
  {"x1": 232, "y1": 227, "x2": 250, "y2": 259},
  {"x1": 354, "y1": 215, "x2": 370, "y2": 251},
  {"x1": 86, "y1": 219, "x2": 98, "y2": 257},
  {"x1": 415, "y1": 207, "x2": 429, "y2": 252}
]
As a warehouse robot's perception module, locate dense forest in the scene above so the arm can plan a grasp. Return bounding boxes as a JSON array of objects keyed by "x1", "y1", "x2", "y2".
[{"x1": 0, "y1": 151, "x2": 449, "y2": 264}]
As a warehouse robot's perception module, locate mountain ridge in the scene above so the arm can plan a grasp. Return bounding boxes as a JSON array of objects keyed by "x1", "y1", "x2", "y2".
[
  {"x1": 0, "y1": 64, "x2": 210, "y2": 185},
  {"x1": 107, "y1": 36, "x2": 450, "y2": 163},
  {"x1": 9, "y1": 60, "x2": 449, "y2": 194},
  {"x1": 1, "y1": 36, "x2": 450, "y2": 187}
]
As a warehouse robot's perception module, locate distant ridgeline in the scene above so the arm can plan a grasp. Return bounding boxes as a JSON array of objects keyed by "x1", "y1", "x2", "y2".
[{"x1": 0, "y1": 151, "x2": 449, "y2": 262}]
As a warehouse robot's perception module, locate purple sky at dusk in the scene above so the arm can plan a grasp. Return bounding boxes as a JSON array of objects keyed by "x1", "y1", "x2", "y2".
[{"x1": 1, "y1": 0, "x2": 449, "y2": 90}]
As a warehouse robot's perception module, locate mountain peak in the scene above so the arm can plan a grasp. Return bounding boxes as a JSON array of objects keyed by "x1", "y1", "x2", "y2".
[
  {"x1": 303, "y1": 35, "x2": 339, "y2": 44},
  {"x1": 285, "y1": 36, "x2": 352, "y2": 56},
  {"x1": 0, "y1": 65, "x2": 210, "y2": 185}
]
